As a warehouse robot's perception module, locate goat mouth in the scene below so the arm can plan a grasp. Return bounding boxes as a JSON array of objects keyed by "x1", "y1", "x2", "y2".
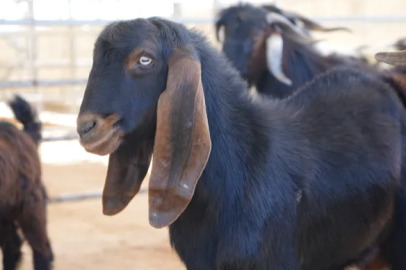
[{"x1": 80, "y1": 127, "x2": 124, "y2": 156}]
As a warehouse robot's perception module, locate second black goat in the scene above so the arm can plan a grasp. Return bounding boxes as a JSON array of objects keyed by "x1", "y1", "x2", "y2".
[{"x1": 215, "y1": 4, "x2": 370, "y2": 99}]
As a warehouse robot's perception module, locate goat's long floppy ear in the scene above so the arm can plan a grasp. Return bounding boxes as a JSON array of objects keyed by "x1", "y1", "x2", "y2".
[
  {"x1": 102, "y1": 139, "x2": 153, "y2": 216},
  {"x1": 375, "y1": 50, "x2": 406, "y2": 66},
  {"x1": 148, "y1": 47, "x2": 211, "y2": 228}
]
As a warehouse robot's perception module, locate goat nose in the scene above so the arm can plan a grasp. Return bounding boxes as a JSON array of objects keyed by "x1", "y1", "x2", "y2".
[{"x1": 77, "y1": 119, "x2": 97, "y2": 137}]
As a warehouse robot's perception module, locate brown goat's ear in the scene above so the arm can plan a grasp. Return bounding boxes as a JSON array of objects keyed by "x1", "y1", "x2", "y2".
[
  {"x1": 102, "y1": 140, "x2": 153, "y2": 216},
  {"x1": 148, "y1": 47, "x2": 211, "y2": 228},
  {"x1": 375, "y1": 50, "x2": 406, "y2": 66}
]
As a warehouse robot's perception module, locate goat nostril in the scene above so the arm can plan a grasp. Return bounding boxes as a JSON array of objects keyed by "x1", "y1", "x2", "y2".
[{"x1": 80, "y1": 120, "x2": 97, "y2": 137}]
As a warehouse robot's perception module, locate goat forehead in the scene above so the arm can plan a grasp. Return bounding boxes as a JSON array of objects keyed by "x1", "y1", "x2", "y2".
[
  {"x1": 94, "y1": 39, "x2": 156, "y2": 59},
  {"x1": 220, "y1": 5, "x2": 266, "y2": 25},
  {"x1": 241, "y1": 9, "x2": 267, "y2": 22},
  {"x1": 98, "y1": 19, "x2": 158, "y2": 49},
  {"x1": 93, "y1": 34, "x2": 159, "y2": 66}
]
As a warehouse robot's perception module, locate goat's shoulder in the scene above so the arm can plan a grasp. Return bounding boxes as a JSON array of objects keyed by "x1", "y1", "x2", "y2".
[
  {"x1": 0, "y1": 122, "x2": 20, "y2": 170},
  {"x1": 0, "y1": 121, "x2": 18, "y2": 132},
  {"x1": 0, "y1": 121, "x2": 37, "y2": 147},
  {"x1": 0, "y1": 121, "x2": 40, "y2": 174},
  {"x1": 0, "y1": 122, "x2": 21, "y2": 151}
]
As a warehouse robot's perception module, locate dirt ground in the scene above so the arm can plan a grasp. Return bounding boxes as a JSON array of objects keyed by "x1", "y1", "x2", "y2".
[{"x1": 16, "y1": 139, "x2": 186, "y2": 270}]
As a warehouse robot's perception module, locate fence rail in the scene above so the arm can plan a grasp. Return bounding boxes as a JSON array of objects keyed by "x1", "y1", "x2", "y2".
[
  {"x1": 2, "y1": 3, "x2": 406, "y2": 92},
  {"x1": 2, "y1": 15, "x2": 406, "y2": 26},
  {"x1": 1, "y1": 14, "x2": 406, "y2": 89},
  {"x1": 42, "y1": 134, "x2": 78, "y2": 142},
  {"x1": 47, "y1": 187, "x2": 147, "y2": 204},
  {"x1": 0, "y1": 79, "x2": 88, "y2": 88}
]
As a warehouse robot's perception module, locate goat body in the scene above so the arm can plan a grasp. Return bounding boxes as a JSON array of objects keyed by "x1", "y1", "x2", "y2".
[
  {"x1": 0, "y1": 96, "x2": 53, "y2": 270},
  {"x1": 170, "y1": 38, "x2": 406, "y2": 270},
  {"x1": 77, "y1": 18, "x2": 406, "y2": 270}
]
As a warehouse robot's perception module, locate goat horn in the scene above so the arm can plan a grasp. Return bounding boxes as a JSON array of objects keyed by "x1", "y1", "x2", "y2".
[
  {"x1": 282, "y1": 11, "x2": 352, "y2": 33},
  {"x1": 375, "y1": 50, "x2": 406, "y2": 66},
  {"x1": 266, "y1": 12, "x2": 312, "y2": 45},
  {"x1": 266, "y1": 31, "x2": 292, "y2": 86}
]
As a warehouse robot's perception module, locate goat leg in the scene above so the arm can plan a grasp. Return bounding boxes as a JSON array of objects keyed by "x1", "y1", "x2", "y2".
[
  {"x1": 17, "y1": 192, "x2": 53, "y2": 270},
  {"x1": 0, "y1": 220, "x2": 23, "y2": 270}
]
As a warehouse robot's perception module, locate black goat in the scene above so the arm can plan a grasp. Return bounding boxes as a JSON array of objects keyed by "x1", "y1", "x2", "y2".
[
  {"x1": 0, "y1": 95, "x2": 53, "y2": 270},
  {"x1": 77, "y1": 18, "x2": 406, "y2": 270},
  {"x1": 215, "y1": 4, "x2": 369, "y2": 99}
]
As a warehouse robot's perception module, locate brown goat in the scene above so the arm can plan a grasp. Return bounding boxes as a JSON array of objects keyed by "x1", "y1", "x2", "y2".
[{"x1": 0, "y1": 95, "x2": 53, "y2": 270}]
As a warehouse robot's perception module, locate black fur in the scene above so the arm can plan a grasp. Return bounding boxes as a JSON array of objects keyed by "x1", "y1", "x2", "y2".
[{"x1": 79, "y1": 18, "x2": 406, "y2": 270}]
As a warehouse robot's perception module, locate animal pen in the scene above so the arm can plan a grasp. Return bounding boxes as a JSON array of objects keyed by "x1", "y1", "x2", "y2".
[
  {"x1": 0, "y1": 0, "x2": 405, "y2": 208},
  {"x1": 1, "y1": 0, "x2": 406, "y2": 269}
]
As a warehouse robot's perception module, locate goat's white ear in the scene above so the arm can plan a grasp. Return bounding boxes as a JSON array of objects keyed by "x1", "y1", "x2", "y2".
[
  {"x1": 265, "y1": 32, "x2": 292, "y2": 86},
  {"x1": 216, "y1": 25, "x2": 225, "y2": 43}
]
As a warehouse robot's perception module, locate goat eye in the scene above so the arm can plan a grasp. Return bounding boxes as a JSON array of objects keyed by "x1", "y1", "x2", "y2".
[{"x1": 138, "y1": 56, "x2": 152, "y2": 66}]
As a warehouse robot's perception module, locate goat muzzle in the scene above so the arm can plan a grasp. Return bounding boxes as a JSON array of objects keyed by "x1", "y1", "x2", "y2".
[{"x1": 77, "y1": 113, "x2": 124, "y2": 156}]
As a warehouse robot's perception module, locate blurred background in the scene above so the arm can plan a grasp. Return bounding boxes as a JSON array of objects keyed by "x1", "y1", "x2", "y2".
[{"x1": 0, "y1": 0, "x2": 405, "y2": 269}]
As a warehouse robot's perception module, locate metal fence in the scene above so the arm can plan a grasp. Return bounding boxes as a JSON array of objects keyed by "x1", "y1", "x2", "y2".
[{"x1": 1, "y1": 0, "x2": 406, "y2": 110}]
